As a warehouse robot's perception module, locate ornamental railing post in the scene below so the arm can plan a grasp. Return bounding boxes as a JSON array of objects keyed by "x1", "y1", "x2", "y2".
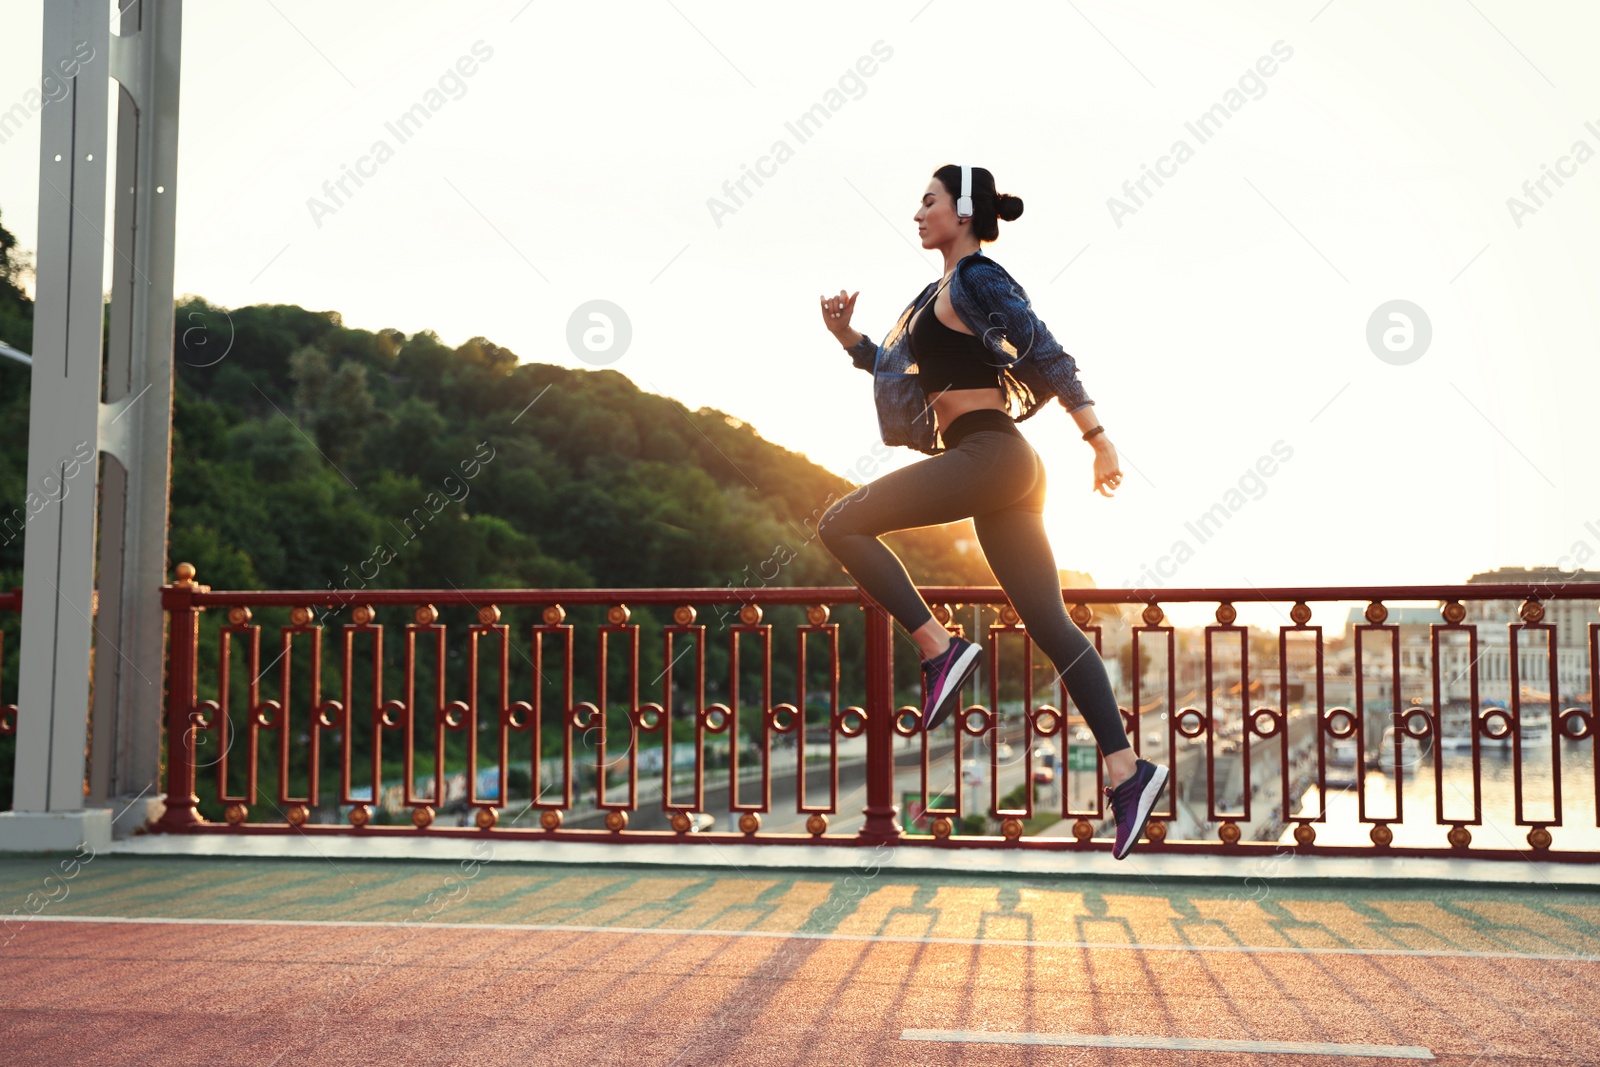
[
  {"x1": 154, "y1": 564, "x2": 205, "y2": 831},
  {"x1": 859, "y1": 602, "x2": 902, "y2": 845}
]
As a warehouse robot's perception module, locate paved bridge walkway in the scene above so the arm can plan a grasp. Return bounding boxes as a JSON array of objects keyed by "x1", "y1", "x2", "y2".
[{"x1": 1, "y1": 853, "x2": 1595, "y2": 1065}]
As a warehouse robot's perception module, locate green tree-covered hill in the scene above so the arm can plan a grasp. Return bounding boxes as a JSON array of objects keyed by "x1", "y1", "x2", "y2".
[{"x1": 0, "y1": 207, "x2": 1008, "y2": 815}]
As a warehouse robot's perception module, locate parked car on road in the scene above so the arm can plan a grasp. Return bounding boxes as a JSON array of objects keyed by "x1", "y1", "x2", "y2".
[{"x1": 962, "y1": 759, "x2": 985, "y2": 791}]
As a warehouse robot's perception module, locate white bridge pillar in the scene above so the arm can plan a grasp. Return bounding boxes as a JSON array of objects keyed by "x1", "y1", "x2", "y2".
[{"x1": 1, "y1": 0, "x2": 183, "y2": 851}]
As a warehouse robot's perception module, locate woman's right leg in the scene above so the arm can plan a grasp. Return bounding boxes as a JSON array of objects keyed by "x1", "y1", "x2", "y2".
[{"x1": 816, "y1": 435, "x2": 1037, "y2": 640}]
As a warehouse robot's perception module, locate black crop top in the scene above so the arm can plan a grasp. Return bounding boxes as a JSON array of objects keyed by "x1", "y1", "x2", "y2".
[{"x1": 909, "y1": 281, "x2": 1003, "y2": 397}]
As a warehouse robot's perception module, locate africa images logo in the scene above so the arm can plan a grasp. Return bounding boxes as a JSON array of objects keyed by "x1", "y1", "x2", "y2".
[{"x1": 305, "y1": 41, "x2": 495, "y2": 229}]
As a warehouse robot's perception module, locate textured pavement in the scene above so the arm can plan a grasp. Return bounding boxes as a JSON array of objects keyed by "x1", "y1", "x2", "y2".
[{"x1": 0, "y1": 854, "x2": 1596, "y2": 1065}]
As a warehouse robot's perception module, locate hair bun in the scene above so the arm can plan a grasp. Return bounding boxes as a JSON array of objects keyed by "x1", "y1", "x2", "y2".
[{"x1": 996, "y1": 193, "x2": 1024, "y2": 222}]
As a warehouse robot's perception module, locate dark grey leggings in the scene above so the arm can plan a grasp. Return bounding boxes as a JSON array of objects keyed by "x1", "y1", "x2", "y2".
[{"x1": 817, "y1": 421, "x2": 1131, "y2": 756}]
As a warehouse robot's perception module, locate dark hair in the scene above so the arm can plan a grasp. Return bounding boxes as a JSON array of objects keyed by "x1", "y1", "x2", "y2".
[{"x1": 933, "y1": 164, "x2": 1023, "y2": 242}]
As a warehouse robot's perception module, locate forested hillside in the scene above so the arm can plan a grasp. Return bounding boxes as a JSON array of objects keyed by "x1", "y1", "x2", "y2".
[
  {"x1": 0, "y1": 207, "x2": 1001, "y2": 816},
  {"x1": 0, "y1": 205, "x2": 990, "y2": 601}
]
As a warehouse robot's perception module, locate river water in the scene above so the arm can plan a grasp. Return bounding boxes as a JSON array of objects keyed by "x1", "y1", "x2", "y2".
[{"x1": 1286, "y1": 737, "x2": 1599, "y2": 852}]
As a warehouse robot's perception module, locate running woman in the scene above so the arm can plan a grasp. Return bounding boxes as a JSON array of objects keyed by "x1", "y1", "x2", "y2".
[{"x1": 816, "y1": 164, "x2": 1168, "y2": 859}]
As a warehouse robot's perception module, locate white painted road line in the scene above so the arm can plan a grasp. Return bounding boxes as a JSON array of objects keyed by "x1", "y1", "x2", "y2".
[
  {"x1": 2, "y1": 914, "x2": 1596, "y2": 964},
  {"x1": 902, "y1": 1030, "x2": 1436, "y2": 1059}
]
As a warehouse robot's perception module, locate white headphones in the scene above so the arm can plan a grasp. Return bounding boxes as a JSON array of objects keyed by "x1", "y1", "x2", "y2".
[{"x1": 956, "y1": 164, "x2": 973, "y2": 218}]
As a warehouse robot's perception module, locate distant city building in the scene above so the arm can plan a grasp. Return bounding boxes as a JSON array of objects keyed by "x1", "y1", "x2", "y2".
[
  {"x1": 1041, "y1": 565, "x2": 1596, "y2": 725},
  {"x1": 1334, "y1": 567, "x2": 1598, "y2": 709},
  {"x1": 1464, "y1": 566, "x2": 1597, "y2": 707}
]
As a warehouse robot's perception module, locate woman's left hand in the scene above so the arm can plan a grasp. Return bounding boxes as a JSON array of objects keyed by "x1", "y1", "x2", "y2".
[{"x1": 1092, "y1": 444, "x2": 1122, "y2": 497}]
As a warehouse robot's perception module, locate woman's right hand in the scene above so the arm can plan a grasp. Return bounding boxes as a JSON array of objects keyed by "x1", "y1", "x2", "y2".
[{"x1": 820, "y1": 289, "x2": 858, "y2": 338}]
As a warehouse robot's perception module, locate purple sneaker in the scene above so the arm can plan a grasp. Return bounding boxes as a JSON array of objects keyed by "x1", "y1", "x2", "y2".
[
  {"x1": 920, "y1": 635, "x2": 982, "y2": 732},
  {"x1": 1105, "y1": 758, "x2": 1169, "y2": 860}
]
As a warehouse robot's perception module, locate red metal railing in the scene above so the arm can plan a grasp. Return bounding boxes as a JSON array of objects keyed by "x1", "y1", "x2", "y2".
[{"x1": 151, "y1": 564, "x2": 1600, "y2": 861}]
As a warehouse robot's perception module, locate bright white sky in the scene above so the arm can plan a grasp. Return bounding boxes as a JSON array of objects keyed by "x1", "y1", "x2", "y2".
[{"x1": 1, "y1": 0, "x2": 1597, "y2": 629}]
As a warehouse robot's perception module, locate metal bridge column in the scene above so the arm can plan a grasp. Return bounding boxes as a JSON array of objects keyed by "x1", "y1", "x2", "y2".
[{"x1": 1, "y1": 0, "x2": 183, "y2": 850}]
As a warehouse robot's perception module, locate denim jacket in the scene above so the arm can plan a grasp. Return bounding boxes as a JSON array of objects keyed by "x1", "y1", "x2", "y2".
[{"x1": 844, "y1": 248, "x2": 1094, "y2": 455}]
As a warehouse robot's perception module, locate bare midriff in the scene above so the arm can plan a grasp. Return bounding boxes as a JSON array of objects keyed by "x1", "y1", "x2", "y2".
[{"x1": 931, "y1": 386, "x2": 1006, "y2": 433}]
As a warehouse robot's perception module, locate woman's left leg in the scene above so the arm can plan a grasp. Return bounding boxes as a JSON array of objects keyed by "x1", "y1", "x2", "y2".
[
  {"x1": 968, "y1": 455, "x2": 1136, "y2": 779},
  {"x1": 971, "y1": 447, "x2": 1169, "y2": 859}
]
